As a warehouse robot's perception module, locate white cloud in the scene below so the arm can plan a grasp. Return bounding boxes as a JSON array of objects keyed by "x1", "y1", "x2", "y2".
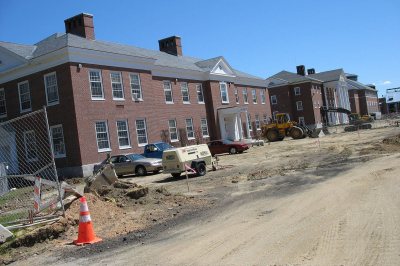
[{"x1": 382, "y1": 81, "x2": 392, "y2": 85}]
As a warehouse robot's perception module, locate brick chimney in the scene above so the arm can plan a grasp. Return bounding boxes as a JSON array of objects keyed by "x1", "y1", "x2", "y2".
[
  {"x1": 307, "y1": 68, "x2": 315, "y2": 75},
  {"x1": 296, "y1": 65, "x2": 305, "y2": 76},
  {"x1": 158, "y1": 36, "x2": 182, "y2": 56},
  {"x1": 64, "y1": 13, "x2": 95, "y2": 40}
]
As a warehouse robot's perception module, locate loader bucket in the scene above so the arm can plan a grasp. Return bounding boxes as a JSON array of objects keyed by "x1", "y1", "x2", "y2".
[{"x1": 308, "y1": 128, "x2": 321, "y2": 138}]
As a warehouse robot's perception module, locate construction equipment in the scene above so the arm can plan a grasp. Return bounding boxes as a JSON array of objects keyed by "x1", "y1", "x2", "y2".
[
  {"x1": 320, "y1": 107, "x2": 373, "y2": 132},
  {"x1": 261, "y1": 113, "x2": 321, "y2": 142}
]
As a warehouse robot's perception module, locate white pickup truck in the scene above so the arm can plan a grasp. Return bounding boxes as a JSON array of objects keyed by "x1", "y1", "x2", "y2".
[{"x1": 162, "y1": 144, "x2": 213, "y2": 178}]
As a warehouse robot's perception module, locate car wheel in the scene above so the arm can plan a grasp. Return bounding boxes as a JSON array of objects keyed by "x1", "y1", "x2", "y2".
[
  {"x1": 196, "y1": 163, "x2": 206, "y2": 176},
  {"x1": 135, "y1": 165, "x2": 147, "y2": 176},
  {"x1": 172, "y1": 172, "x2": 181, "y2": 178},
  {"x1": 229, "y1": 147, "x2": 237, "y2": 154}
]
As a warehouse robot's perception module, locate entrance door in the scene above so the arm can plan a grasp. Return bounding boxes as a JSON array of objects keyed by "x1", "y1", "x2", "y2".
[{"x1": 0, "y1": 130, "x2": 18, "y2": 174}]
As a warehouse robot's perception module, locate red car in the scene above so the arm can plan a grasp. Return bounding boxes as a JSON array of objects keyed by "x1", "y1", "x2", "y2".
[{"x1": 207, "y1": 140, "x2": 249, "y2": 156}]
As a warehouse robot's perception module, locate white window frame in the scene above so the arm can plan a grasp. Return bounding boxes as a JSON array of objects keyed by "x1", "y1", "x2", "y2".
[
  {"x1": 89, "y1": 70, "x2": 104, "y2": 100},
  {"x1": 163, "y1": 81, "x2": 174, "y2": 104},
  {"x1": 95, "y1": 121, "x2": 111, "y2": 152},
  {"x1": 116, "y1": 120, "x2": 131, "y2": 149},
  {"x1": 168, "y1": 119, "x2": 179, "y2": 142},
  {"x1": 0, "y1": 88, "x2": 6, "y2": 118},
  {"x1": 185, "y1": 118, "x2": 195, "y2": 139},
  {"x1": 263, "y1": 114, "x2": 269, "y2": 124},
  {"x1": 234, "y1": 88, "x2": 239, "y2": 104},
  {"x1": 271, "y1": 95, "x2": 277, "y2": 105},
  {"x1": 196, "y1": 84, "x2": 204, "y2": 104},
  {"x1": 129, "y1": 73, "x2": 143, "y2": 101},
  {"x1": 298, "y1": 117, "x2": 305, "y2": 125},
  {"x1": 181, "y1": 82, "x2": 190, "y2": 103},
  {"x1": 23, "y1": 130, "x2": 38, "y2": 162},
  {"x1": 110, "y1": 72, "x2": 124, "y2": 100},
  {"x1": 294, "y1": 87, "x2": 301, "y2": 96},
  {"x1": 135, "y1": 119, "x2": 148, "y2": 146},
  {"x1": 44, "y1": 72, "x2": 59, "y2": 106},
  {"x1": 18, "y1": 81, "x2": 32, "y2": 113},
  {"x1": 252, "y1": 89, "x2": 257, "y2": 104},
  {"x1": 255, "y1": 115, "x2": 261, "y2": 130},
  {"x1": 220, "y1": 82, "x2": 229, "y2": 103},
  {"x1": 50, "y1": 124, "x2": 66, "y2": 158},
  {"x1": 243, "y1": 88, "x2": 248, "y2": 104},
  {"x1": 296, "y1": 101, "x2": 303, "y2": 111},
  {"x1": 260, "y1": 89, "x2": 266, "y2": 104},
  {"x1": 200, "y1": 118, "x2": 209, "y2": 137}
]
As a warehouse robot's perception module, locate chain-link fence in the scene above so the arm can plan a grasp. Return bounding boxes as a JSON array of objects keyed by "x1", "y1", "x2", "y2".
[{"x1": 0, "y1": 107, "x2": 64, "y2": 228}]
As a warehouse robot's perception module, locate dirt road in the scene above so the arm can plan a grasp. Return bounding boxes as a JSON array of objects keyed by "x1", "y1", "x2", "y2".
[{"x1": 9, "y1": 127, "x2": 400, "y2": 266}]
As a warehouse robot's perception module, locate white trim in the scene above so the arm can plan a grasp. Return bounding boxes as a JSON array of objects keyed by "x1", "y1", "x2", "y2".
[
  {"x1": 18, "y1": 80, "x2": 32, "y2": 113},
  {"x1": 44, "y1": 72, "x2": 60, "y2": 106},
  {"x1": 116, "y1": 119, "x2": 131, "y2": 149},
  {"x1": 0, "y1": 88, "x2": 7, "y2": 118},
  {"x1": 260, "y1": 89, "x2": 266, "y2": 104},
  {"x1": 135, "y1": 118, "x2": 148, "y2": 146},
  {"x1": 219, "y1": 82, "x2": 229, "y2": 103},
  {"x1": 185, "y1": 118, "x2": 195, "y2": 139},
  {"x1": 180, "y1": 82, "x2": 190, "y2": 103},
  {"x1": 242, "y1": 88, "x2": 249, "y2": 104},
  {"x1": 95, "y1": 120, "x2": 111, "y2": 152},
  {"x1": 129, "y1": 73, "x2": 143, "y2": 101},
  {"x1": 200, "y1": 118, "x2": 209, "y2": 137},
  {"x1": 196, "y1": 84, "x2": 205, "y2": 104},
  {"x1": 168, "y1": 119, "x2": 179, "y2": 142},
  {"x1": 110, "y1": 71, "x2": 125, "y2": 100},
  {"x1": 210, "y1": 59, "x2": 236, "y2": 77},
  {"x1": 89, "y1": 69, "x2": 105, "y2": 100},
  {"x1": 251, "y1": 89, "x2": 257, "y2": 104},
  {"x1": 296, "y1": 101, "x2": 303, "y2": 111},
  {"x1": 271, "y1": 95, "x2": 277, "y2": 105},
  {"x1": 163, "y1": 80, "x2": 174, "y2": 103},
  {"x1": 294, "y1": 87, "x2": 301, "y2": 96},
  {"x1": 50, "y1": 124, "x2": 66, "y2": 158}
]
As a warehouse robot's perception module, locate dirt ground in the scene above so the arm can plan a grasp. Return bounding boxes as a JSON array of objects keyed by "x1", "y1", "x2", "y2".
[{"x1": 2, "y1": 124, "x2": 400, "y2": 265}]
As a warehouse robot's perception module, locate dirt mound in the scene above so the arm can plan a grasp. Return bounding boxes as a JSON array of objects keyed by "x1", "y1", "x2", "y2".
[{"x1": 383, "y1": 134, "x2": 400, "y2": 145}]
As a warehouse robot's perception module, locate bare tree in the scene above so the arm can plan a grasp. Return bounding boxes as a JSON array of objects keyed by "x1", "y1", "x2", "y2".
[
  {"x1": 178, "y1": 128, "x2": 188, "y2": 147},
  {"x1": 160, "y1": 129, "x2": 170, "y2": 144},
  {"x1": 194, "y1": 126, "x2": 203, "y2": 144}
]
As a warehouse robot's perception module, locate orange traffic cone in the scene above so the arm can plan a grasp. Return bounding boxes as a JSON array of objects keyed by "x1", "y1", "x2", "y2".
[{"x1": 74, "y1": 196, "x2": 102, "y2": 245}]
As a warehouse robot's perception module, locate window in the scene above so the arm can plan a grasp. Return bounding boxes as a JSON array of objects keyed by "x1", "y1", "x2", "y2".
[
  {"x1": 185, "y1": 118, "x2": 194, "y2": 139},
  {"x1": 163, "y1": 81, "x2": 173, "y2": 103},
  {"x1": 220, "y1": 82, "x2": 229, "y2": 103},
  {"x1": 110, "y1": 72, "x2": 124, "y2": 100},
  {"x1": 89, "y1": 70, "x2": 104, "y2": 99},
  {"x1": 0, "y1": 88, "x2": 6, "y2": 117},
  {"x1": 294, "y1": 87, "x2": 301, "y2": 95},
  {"x1": 95, "y1": 121, "x2": 111, "y2": 152},
  {"x1": 271, "y1": 95, "x2": 277, "y2": 105},
  {"x1": 130, "y1": 73, "x2": 142, "y2": 100},
  {"x1": 168, "y1": 119, "x2": 179, "y2": 142},
  {"x1": 44, "y1": 72, "x2": 59, "y2": 105},
  {"x1": 243, "y1": 88, "x2": 248, "y2": 104},
  {"x1": 24, "y1": 130, "x2": 38, "y2": 161},
  {"x1": 255, "y1": 115, "x2": 260, "y2": 130},
  {"x1": 298, "y1": 117, "x2": 305, "y2": 125},
  {"x1": 260, "y1": 89, "x2": 266, "y2": 104},
  {"x1": 116, "y1": 120, "x2": 131, "y2": 149},
  {"x1": 296, "y1": 101, "x2": 303, "y2": 111},
  {"x1": 248, "y1": 114, "x2": 252, "y2": 131},
  {"x1": 263, "y1": 114, "x2": 269, "y2": 123},
  {"x1": 196, "y1": 84, "x2": 204, "y2": 103},
  {"x1": 135, "y1": 119, "x2": 148, "y2": 146},
  {"x1": 181, "y1": 82, "x2": 190, "y2": 103},
  {"x1": 50, "y1": 125, "x2": 66, "y2": 158},
  {"x1": 252, "y1": 89, "x2": 257, "y2": 104},
  {"x1": 18, "y1": 81, "x2": 31, "y2": 112},
  {"x1": 201, "y1": 118, "x2": 209, "y2": 137},
  {"x1": 234, "y1": 88, "x2": 239, "y2": 103}
]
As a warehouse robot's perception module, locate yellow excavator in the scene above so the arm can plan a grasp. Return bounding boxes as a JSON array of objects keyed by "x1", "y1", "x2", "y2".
[{"x1": 261, "y1": 113, "x2": 321, "y2": 142}]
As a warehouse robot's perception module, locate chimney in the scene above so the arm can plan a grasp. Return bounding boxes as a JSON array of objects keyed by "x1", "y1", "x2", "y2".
[
  {"x1": 307, "y1": 68, "x2": 315, "y2": 75},
  {"x1": 64, "y1": 13, "x2": 95, "y2": 40},
  {"x1": 296, "y1": 65, "x2": 305, "y2": 76},
  {"x1": 158, "y1": 36, "x2": 182, "y2": 56}
]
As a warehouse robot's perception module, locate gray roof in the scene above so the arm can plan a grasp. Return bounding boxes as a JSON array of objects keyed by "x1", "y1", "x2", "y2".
[
  {"x1": 269, "y1": 71, "x2": 316, "y2": 83},
  {"x1": 347, "y1": 79, "x2": 376, "y2": 92},
  {"x1": 308, "y1": 68, "x2": 344, "y2": 82},
  {"x1": 1, "y1": 33, "x2": 264, "y2": 81}
]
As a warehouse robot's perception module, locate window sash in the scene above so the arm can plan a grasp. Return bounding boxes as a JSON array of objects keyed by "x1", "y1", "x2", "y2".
[
  {"x1": 95, "y1": 121, "x2": 110, "y2": 151},
  {"x1": 220, "y1": 83, "x2": 228, "y2": 103},
  {"x1": 24, "y1": 131, "x2": 38, "y2": 161},
  {"x1": 130, "y1": 73, "x2": 142, "y2": 100},
  {"x1": 260, "y1": 90, "x2": 266, "y2": 104},
  {"x1": 201, "y1": 118, "x2": 209, "y2": 137},
  {"x1": 196, "y1": 84, "x2": 204, "y2": 103},
  {"x1": 181, "y1": 83, "x2": 190, "y2": 102},
  {"x1": 110, "y1": 72, "x2": 124, "y2": 99},
  {"x1": 163, "y1": 81, "x2": 173, "y2": 103},
  {"x1": 18, "y1": 82, "x2": 31, "y2": 112},
  {"x1": 252, "y1": 89, "x2": 257, "y2": 103},
  {"x1": 168, "y1": 119, "x2": 178, "y2": 141},
  {"x1": 271, "y1": 95, "x2": 277, "y2": 104},
  {"x1": 89, "y1": 70, "x2": 104, "y2": 99},
  {"x1": 44, "y1": 73, "x2": 59, "y2": 105},
  {"x1": 234, "y1": 88, "x2": 239, "y2": 103},
  {"x1": 0, "y1": 89, "x2": 6, "y2": 116},
  {"x1": 116, "y1": 120, "x2": 131, "y2": 148},
  {"x1": 255, "y1": 115, "x2": 260, "y2": 129},
  {"x1": 296, "y1": 101, "x2": 303, "y2": 110},
  {"x1": 51, "y1": 125, "x2": 66, "y2": 158},
  {"x1": 243, "y1": 89, "x2": 248, "y2": 103},
  {"x1": 294, "y1": 87, "x2": 301, "y2": 95},
  {"x1": 185, "y1": 118, "x2": 194, "y2": 139},
  {"x1": 135, "y1": 119, "x2": 148, "y2": 145}
]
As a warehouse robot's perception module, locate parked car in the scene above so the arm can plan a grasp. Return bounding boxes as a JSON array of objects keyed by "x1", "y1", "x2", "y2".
[
  {"x1": 93, "y1": 153, "x2": 163, "y2": 177},
  {"x1": 207, "y1": 140, "x2": 249, "y2": 156},
  {"x1": 143, "y1": 142, "x2": 174, "y2": 159}
]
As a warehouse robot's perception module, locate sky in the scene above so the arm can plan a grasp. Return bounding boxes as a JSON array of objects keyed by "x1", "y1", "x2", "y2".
[{"x1": 0, "y1": 0, "x2": 399, "y2": 97}]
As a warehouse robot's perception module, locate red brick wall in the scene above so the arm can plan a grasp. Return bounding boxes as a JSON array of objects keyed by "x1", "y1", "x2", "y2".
[{"x1": 349, "y1": 90, "x2": 361, "y2": 114}]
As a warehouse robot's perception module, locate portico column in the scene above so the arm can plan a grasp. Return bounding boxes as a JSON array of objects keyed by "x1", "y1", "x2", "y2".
[
  {"x1": 237, "y1": 114, "x2": 243, "y2": 140},
  {"x1": 244, "y1": 110, "x2": 250, "y2": 139}
]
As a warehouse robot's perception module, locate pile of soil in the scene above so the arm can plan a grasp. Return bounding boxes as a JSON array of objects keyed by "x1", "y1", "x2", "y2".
[{"x1": 382, "y1": 134, "x2": 400, "y2": 145}]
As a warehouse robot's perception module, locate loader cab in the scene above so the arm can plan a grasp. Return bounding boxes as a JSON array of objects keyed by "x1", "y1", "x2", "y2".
[{"x1": 274, "y1": 113, "x2": 291, "y2": 124}]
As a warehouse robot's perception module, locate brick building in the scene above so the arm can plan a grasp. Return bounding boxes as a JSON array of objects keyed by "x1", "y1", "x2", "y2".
[
  {"x1": 0, "y1": 13, "x2": 270, "y2": 177},
  {"x1": 347, "y1": 78, "x2": 379, "y2": 115}
]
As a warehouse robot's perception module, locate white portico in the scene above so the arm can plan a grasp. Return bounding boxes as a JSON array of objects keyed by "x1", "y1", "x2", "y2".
[{"x1": 217, "y1": 106, "x2": 250, "y2": 141}]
